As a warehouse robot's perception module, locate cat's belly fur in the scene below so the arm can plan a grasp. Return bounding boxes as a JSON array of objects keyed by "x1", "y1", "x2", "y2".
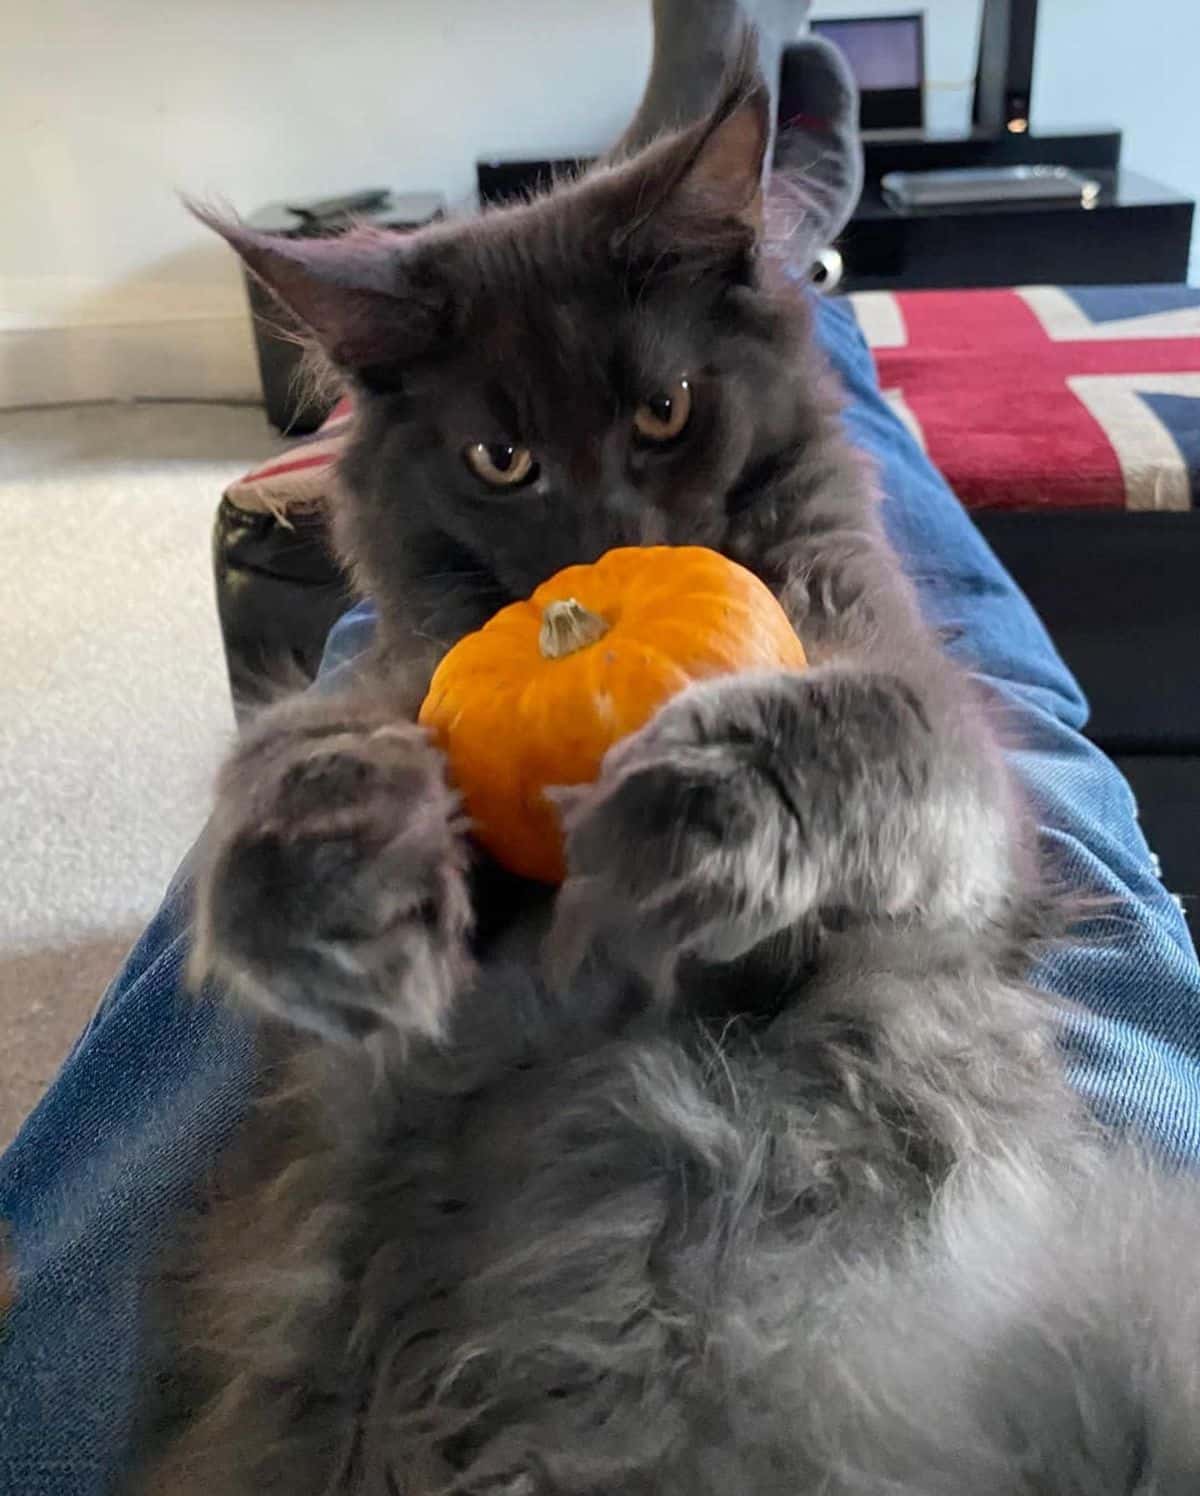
[{"x1": 142, "y1": 945, "x2": 1102, "y2": 1496}]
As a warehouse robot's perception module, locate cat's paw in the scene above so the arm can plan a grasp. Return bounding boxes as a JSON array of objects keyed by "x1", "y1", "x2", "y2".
[
  {"x1": 546, "y1": 674, "x2": 813, "y2": 993},
  {"x1": 193, "y1": 694, "x2": 472, "y2": 1043},
  {"x1": 548, "y1": 663, "x2": 953, "y2": 993}
]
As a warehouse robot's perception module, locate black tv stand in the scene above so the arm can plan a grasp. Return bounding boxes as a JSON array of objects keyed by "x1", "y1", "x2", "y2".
[
  {"x1": 842, "y1": 128, "x2": 1194, "y2": 290},
  {"x1": 476, "y1": 127, "x2": 1194, "y2": 290}
]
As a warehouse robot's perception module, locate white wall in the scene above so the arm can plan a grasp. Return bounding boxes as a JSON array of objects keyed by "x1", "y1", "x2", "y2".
[
  {"x1": 3, "y1": 0, "x2": 1197, "y2": 406},
  {"x1": 1, "y1": 0, "x2": 652, "y2": 405}
]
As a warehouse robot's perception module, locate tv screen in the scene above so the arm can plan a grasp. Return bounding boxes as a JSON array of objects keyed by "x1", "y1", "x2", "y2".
[{"x1": 806, "y1": 14, "x2": 925, "y2": 131}]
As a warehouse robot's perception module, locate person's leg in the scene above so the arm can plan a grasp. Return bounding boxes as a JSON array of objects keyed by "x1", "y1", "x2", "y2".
[
  {"x1": 0, "y1": 866, "x2": 256, "y2": 1495},
  {"x1": 617, "y1": 1, "x2": 863, "y2": 253},
  {"x1": 773, "y1": 36, "x2": 864, "y2": 248},
  {"x1": 619, "y1": 0, "x2": 781, "y2": 150},
  {"x1": 813, "y1": 294, "x2": 1200, "y2": 1158}
]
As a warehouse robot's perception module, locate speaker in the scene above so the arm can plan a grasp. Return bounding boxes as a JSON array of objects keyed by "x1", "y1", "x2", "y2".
[{"x1": 972, "y1": 0, "x2": 1040, "y2": 137}]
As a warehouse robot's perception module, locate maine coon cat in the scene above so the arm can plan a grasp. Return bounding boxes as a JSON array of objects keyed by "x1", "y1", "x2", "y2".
[{"x1": 136, "y1": 48, "x2": 1200, "y2": 1496}]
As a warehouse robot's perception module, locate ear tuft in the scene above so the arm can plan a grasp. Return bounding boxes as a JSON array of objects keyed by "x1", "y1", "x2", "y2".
[
  {"x1": 610, "y1": 32, "x2": 770, "y2": 268},
  {"x1": 679, "y1": 46, "x2": 770, "y2": 231},
  {"x1": 189, "y1": 202, "x2": 444, "y2": 373}
]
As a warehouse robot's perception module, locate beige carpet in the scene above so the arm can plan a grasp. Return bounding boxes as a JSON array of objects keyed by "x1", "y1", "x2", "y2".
[{"x1": 0, "y1": 401, "x2": 283, "y2": 1146}]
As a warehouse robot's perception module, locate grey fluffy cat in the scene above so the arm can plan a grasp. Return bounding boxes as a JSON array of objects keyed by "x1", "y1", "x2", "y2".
[{"x1": 137, "y1": 33, "x2": 1200, "y2": 1496}]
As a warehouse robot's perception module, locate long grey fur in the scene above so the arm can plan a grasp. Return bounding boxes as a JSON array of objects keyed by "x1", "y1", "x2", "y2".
[{"x1": 133, "y1": 23, "x2": 1200, "y2": 1496}]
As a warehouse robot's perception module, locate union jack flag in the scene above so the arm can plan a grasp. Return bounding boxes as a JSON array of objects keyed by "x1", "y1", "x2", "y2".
[{"x1": 850, "y1": 285, "x2": 1200, "y2": 511}]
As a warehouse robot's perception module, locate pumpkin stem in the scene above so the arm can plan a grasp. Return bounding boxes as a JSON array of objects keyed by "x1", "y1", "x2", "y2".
[{"x1": 538, "y1": 598, "x2": 610, "y2": 659}]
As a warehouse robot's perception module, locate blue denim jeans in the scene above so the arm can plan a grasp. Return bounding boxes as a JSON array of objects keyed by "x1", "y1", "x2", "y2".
[{"x1": 2, "y1": 295, "x2": 1197, "y2": 1495}]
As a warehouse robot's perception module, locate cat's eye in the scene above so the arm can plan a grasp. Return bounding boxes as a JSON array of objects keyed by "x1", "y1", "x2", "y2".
[
  {"x1": 633, "y1": 378, "x2": 692, "y2": 444},
  {"x1": 463, "y1": 442, "x2": 538, "y2": 489}
]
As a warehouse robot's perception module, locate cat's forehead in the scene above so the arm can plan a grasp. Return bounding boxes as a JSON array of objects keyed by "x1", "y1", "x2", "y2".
[
  {"x1": 450, "y1": 220, "x2": 702, "y2": 378},
  {"x1": 460, "y1": 203, "x2": 620, "y2": 311},
  {"x1": 455, "y1": 286, "x2": 700, "y2": 432}
]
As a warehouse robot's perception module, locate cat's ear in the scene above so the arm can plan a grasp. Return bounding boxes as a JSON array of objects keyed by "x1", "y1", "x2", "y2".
[
  {"x1": 192, "y1": 206, "x2": 446, "y2": 373},
  {"x1": 615, "y1": 42, "x2": 770, "y2": 260},
  {"x1": 663, "y1": 74, "x2": 769, "y2": 233}
]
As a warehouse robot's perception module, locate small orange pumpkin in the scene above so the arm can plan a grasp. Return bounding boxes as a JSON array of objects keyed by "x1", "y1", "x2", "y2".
[{"x1": 418, "y1": 545, "x2": 807, "y2": 883}]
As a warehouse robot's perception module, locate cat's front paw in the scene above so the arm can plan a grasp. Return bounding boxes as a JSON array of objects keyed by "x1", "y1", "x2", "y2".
[
  {"x1": 547, "y1": 676, "x2": 812, "y2": 993},
  {"x1": 193, "y1": 694, "x2": 472, "y2": 1042}
]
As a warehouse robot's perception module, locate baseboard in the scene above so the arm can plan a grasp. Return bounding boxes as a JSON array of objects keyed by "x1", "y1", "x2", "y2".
[{"x1": 0, "y1": 316, "x2": 260, "y2": 407}]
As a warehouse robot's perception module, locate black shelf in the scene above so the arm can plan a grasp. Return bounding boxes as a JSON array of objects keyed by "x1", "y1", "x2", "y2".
[
  {"x1": 842, "y1": 165, "x2": 1194, "y2": 290},
  {"x1": 474, "y1": 129, "x2": 1195, "y2": 291}
]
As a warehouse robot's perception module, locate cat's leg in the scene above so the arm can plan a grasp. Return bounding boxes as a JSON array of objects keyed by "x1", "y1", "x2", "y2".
[
  {"x1": 192, "y1": 687, "x2": 473, "y2": 1043},
  {"x1": 548, "y1": 658, "x2": 1025, "y2": 994}
]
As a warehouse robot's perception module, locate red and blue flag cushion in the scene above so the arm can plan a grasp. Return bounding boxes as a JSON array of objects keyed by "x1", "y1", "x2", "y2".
[
  {"x1": 225, "y1": 394, "x2": 354, "y2": 518},
  {"x1": 849, "y1": 284, "x2": 1200, "y2": 512}
]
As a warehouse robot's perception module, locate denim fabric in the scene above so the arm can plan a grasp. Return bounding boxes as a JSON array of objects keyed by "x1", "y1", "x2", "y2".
[
  {"x1": 2, "y1": 294, "x2": 1197, "y2": 1494},
  {"x1": 817, "y1": 296, "x2": 1200, "y2": 1158},
  {"x1": 0, "y1": 870, "x2": 255, "y2": 1494}
]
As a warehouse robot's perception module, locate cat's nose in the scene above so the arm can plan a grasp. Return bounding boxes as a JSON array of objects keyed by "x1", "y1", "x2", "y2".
[
  {"x1": 593, "y1": 488, "x2": 667, "y2": 547},
  {"x1": 601, "y1": 483, "x2": 644, "y2": 521},
  {"x1": 565, "y1": 443, "x2": 605, "y2": 492}
]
